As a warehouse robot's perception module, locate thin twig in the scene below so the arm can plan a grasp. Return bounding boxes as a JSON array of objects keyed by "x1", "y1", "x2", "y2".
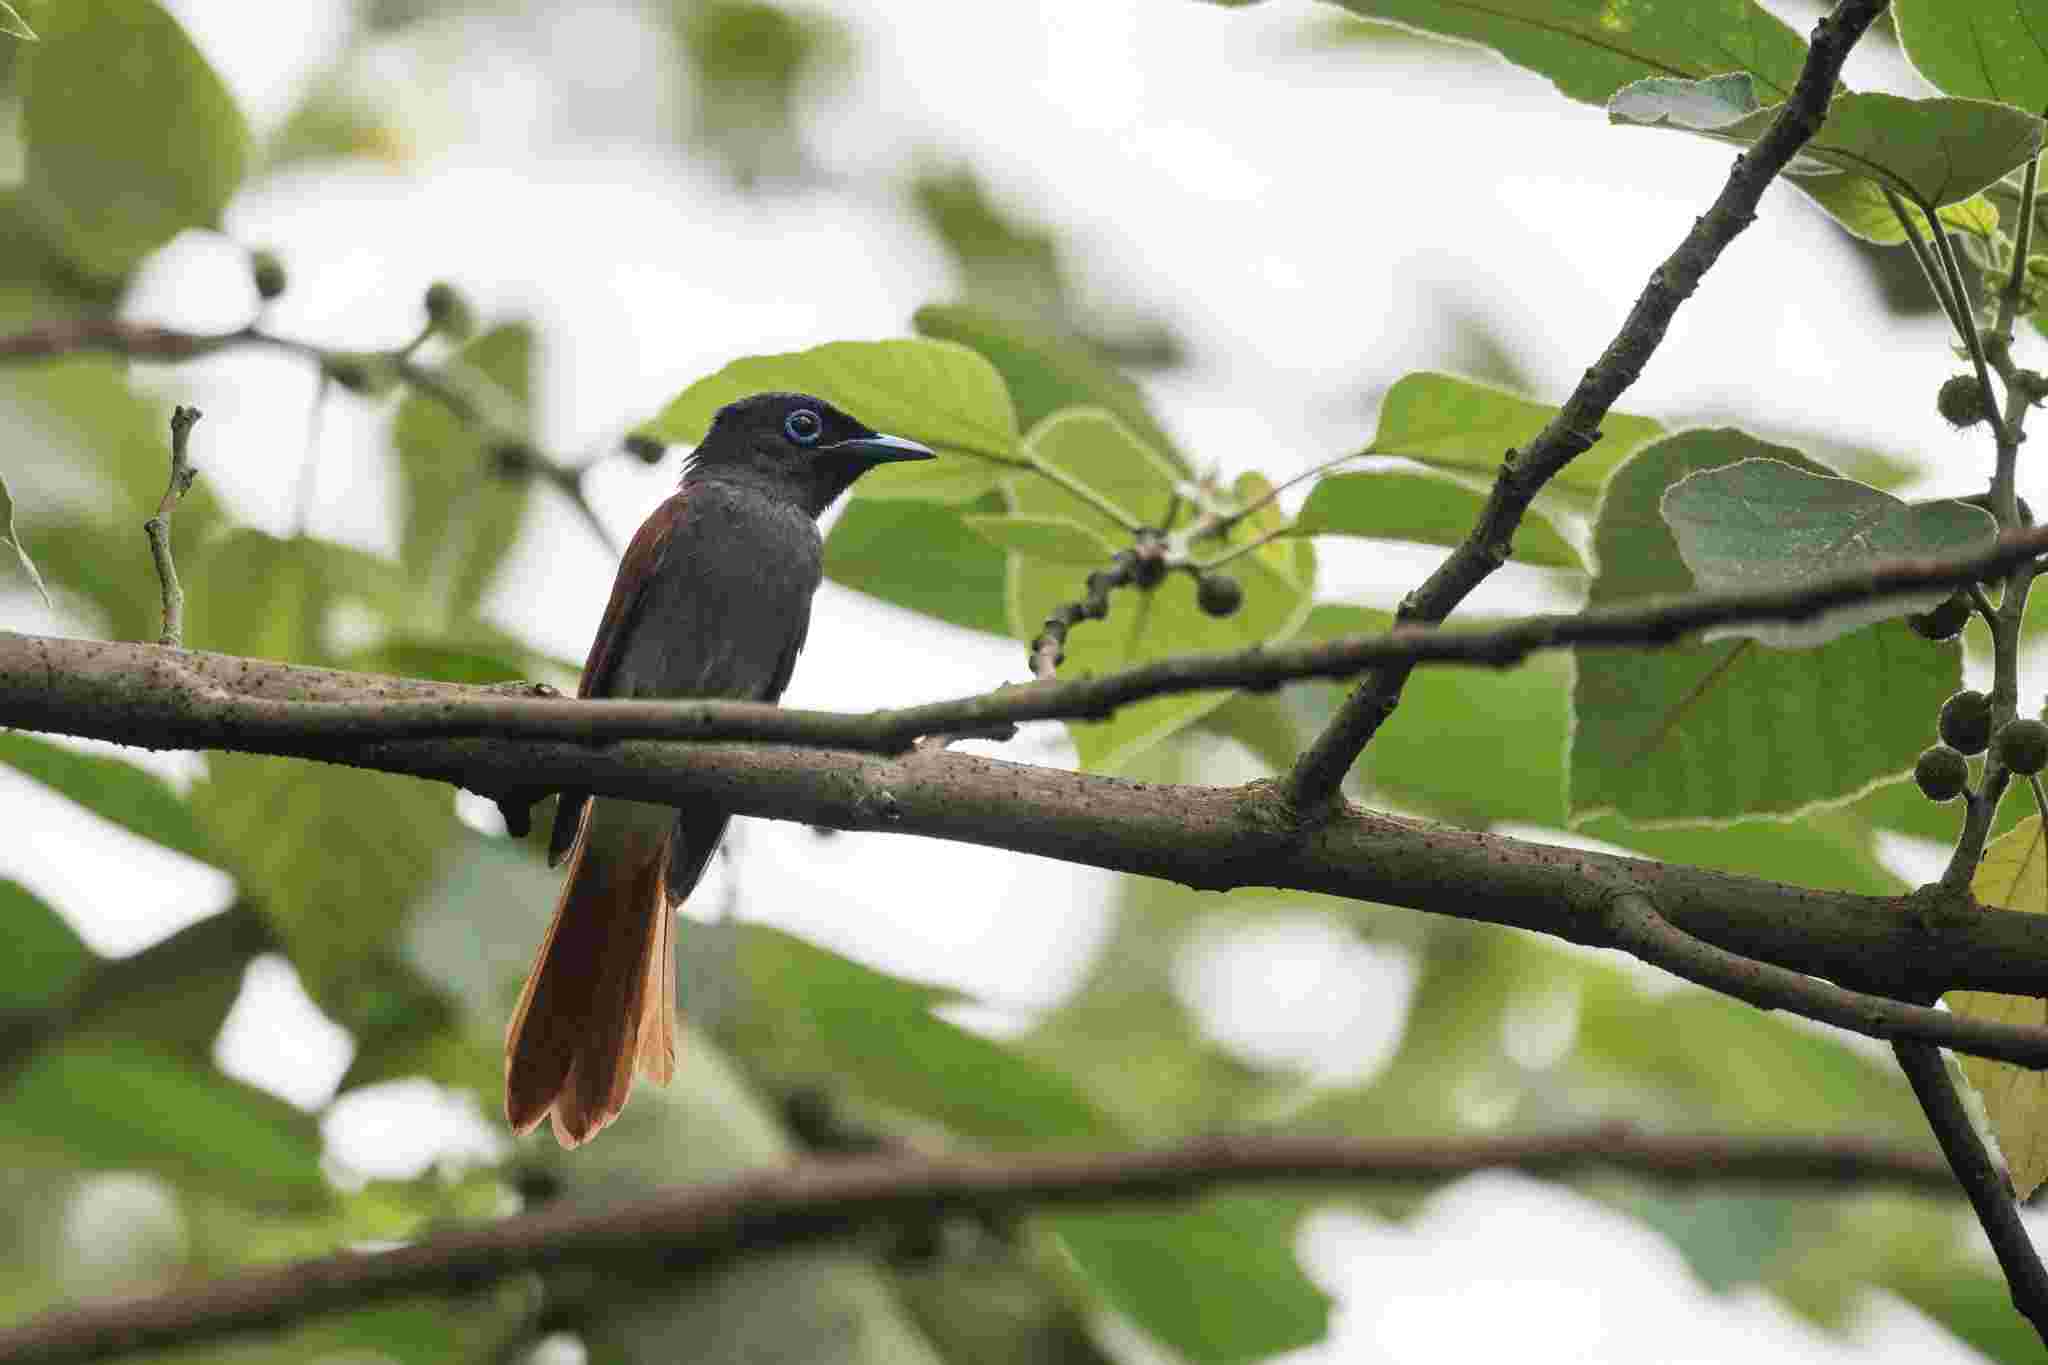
[
  {"x1": 0, "y1": 318, "x2": 623, "y2": 555},
  {"x1": 1894, "y1": 1040, "x2": 2048, "y2": 1347},
  {"x1": 1602, "y1": 892, "x2": 2048, "y2": 1069},
  {"x1": 0, "y1": 1130, "x2": 1961, "y2": 1364},
  {"x1": 1283, "y1": 0, "x2": 1895, "y2": 812},
  {"x1": 1997, "y1": 143, "x2": 2043, "y2": 342},
  {"x1": 144, "y1": 407, "x2": 201, "y2": 648}
]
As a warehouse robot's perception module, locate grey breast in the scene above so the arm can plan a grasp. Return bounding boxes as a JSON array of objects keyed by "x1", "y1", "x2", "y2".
[{"x1": 611, "y1": 480, "x2": 824, "y2": 702}]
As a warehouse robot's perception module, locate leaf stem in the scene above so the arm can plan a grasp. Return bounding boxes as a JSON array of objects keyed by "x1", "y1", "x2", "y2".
[{"x1": 1884, "y1": 189, "x2": 1969, "y2": 341}]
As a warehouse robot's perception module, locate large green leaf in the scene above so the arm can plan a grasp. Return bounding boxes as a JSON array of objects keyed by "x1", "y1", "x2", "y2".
[
  {"x1": 964, "y1": 512, "x2": 1120, "y2": 565},
  {"x1": 1329, "y1": 0, "x2": 1811, "y2": 108},
  {"x1": 0, "y1": 879, "x2": 89, "y2": 1011},
  {"x1": 1291, "y1": 467, "x2": 1581, "y2": 568},
  {"x1": 14, "y1": 0, "x2": 250, "y2": 278},
  {"x1": 194, "y1": 754, "x2": 454, "y2": 1020},
  {"x1": 1660, "y1": 457, "x2": 1996, "y2": 647},
  {"x1": 0, "y1": 732, "x2": 212, "y2": 861},
  {"x1": 1006, "y1": 411, "x2": 1313, "y2": 770},
  {"x1": 0, "y1": 4, "x2": 34, "y2": 40},
  {"x1": 1050, "y1": 1195, "x2": 1328, "y2": 1365},
  {"x1": 1570, "y1": 430, "x2": 1959, "y2": 823},
  {"x1": 1610, "y1": 75, "x2": 2044, "y2": 212},
  {"x1": 914, "y1": 302, "x2": 1186, "y2": 470},
  {"x1": 393, "y1": 323, "x2": 535, "y2": 625},
  {"x1": 1358, "y1": 645, "x2": 1906, "y2": 893},
  {"x1": 638, "y1": 338, "x2": 1020, "y2": 502},
  {"x1": 733, "y1": 927, "x2": 1121, "y2": 1144},
  {"x1": 823, "y1": 494, "x2": 1011, "y2": 635},
  {"x1": 1363, "y1": 371, "x2": 1662, "y2": 498},
  {"x1": 1896, "y1": 0, "x2": 2048, "y2": 110},
  {"x1": 0, "y1": 1037, "x2": 327, "y2": 1208}
]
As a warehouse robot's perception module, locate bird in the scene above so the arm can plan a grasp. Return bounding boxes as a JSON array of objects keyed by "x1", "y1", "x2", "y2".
[{"x1": 504, "y1": 391, "x2": 933, "y2": 1147}]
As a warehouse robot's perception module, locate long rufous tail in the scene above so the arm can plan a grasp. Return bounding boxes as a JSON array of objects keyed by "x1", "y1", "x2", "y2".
[{"x1": 504, "y1": 797, "x2": 678, "y2": 1147}]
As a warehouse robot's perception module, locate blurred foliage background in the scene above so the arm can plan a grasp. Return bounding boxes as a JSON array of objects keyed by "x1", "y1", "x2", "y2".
[{"x1": 2, "y1": 0, "x2": 2044, "y2": 1362}]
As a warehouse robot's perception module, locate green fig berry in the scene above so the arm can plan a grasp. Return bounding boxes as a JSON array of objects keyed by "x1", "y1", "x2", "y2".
[
  {"x1": 1939, "y1": 689, "x2": 1994, "y2": 756},
  {"x1": 1937, "y1": 374, "x2": 1990, "y2": 429},
  {"x1": 249, "y1": 249, "x2": 287, "y2": 301},
  {"x1": 623, "y1": 433, "x2": 666, "y2": 465},
  {"x1": 1196, "y1": 572, "x2": 1243, "y2": 617},
  {"x1": 423, "y1": 280, "x2": 475, "y2": 340},
  {"x1": 1995, "y1": 717, "x2": 2048, "y2": 776},
  {"x1": 1906, "y1": 590, "x2": 1972, "y2": 642},
  {"x1": 1915, "y1": 745, "x2": 1970, "y2": 802}
]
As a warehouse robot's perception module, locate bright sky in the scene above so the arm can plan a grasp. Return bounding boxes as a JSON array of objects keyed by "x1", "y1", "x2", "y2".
[{"x1": 3, "y1": 0, "x2": 2024, "y2": 1358}]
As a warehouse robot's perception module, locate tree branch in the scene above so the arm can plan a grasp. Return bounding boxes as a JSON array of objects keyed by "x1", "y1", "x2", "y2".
[
  {"x1": 1894, "y1": 1041, "x2": 2048, "y2": 1345},
  {"x1": 7, "y1": 634, "x2": 2048, "y2": 1013},
  {"x1": 0, "y1": 1129, "x2": 1959, "y2": 1364},
  {"x1": 5, "y1": 528, "x2": 2041, "y2": 759},
  {"x1": 1285, "y1": 0, "x2": 1895, "y2": 811},
  {"x1": 1603, "y1": 892, "x2": 2048, "y2": 1069}
]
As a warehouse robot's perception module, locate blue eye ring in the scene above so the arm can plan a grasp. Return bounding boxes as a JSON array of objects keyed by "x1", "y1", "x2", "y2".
[{"x1": 784, "y1": 409, "x2": 823, "y2": 446}]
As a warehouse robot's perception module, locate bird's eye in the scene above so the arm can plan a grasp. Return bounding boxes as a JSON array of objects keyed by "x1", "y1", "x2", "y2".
[{"x1": 783, "y1": 409, "x2": 823, "y2": 446}]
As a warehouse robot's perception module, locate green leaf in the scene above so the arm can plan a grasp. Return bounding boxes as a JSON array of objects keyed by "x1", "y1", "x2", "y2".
[
  {"x1": 1328, "y1": 0, "x2": 1811, "y2": 108},
  {"x1": 1051, "y1": 1194, "x2": 1328, "y2": 1365},
  {"x1": 15, "y1": 0, "x2": 250, "y2": 278},
  {"x1": 1610, "y1": 74, "x2": 2045, "y2": 211},
  {"x1": 0, "y1": 732, "x2": 213, "y2": 861},
  {"x1": 1896, "y1": 0, "x2": 2048, "y2": 110},
  {"x1": 1007, "y1": 413, "x2": 1313, "y2": 770},
  {"x1": 1292, "y1": 468, "x2": 1581, "y2": 569},
  {"x1": 1951, "y1": 818, "x2": 2048, "y2": 1199},
  {"x1": 0, "y1": 3, "x2": 35, "y2": 40},
  {"x1": 1570, "y1": 430, "x2": 1959, "y2": 823},
  {"x1": 1660, "y1": 457, "x2": 1996, "y2": 647},
  {"x1": 0, "y1": 468, "x2": 49, "y2": 607},
  {"x1": 0, "y1": 1036, "x2": 327, "y2": 1209},
  {"x1": 70, "y1": 907, "x2": 277, "y2": 1061},
  {"x1": 393, "y1": 323, "x2": 535, "y2": 624},
  {"x1": 638, "y1": 338, "x2": 1020, "y2": 502},
  {"x1": 963, "y1": 512, "x2": 1119, "y2": 565},
  {"x1": 194, "y1": 755, "x2": 455, "y2": 1017},
  {"x1": 824, "y1": 494, "x2": 1011, "y2": 635},
  {"x1": 914, "y1": 302, "x2": 1187, "y2": 471},
  {"x1": 733, "y1": 927, "x2": 1120, "y2": 1144},
  {"x1": 0, "y1": 879, "x2": 89, "y2": 1010},
  {"x1": 1366, "y1": 371, "x2": 1662, "y2": 497}
]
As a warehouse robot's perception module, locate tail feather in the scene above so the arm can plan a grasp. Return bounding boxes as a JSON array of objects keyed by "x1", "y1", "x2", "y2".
[{"x1": 506, "y1": 797, "x2": 677, "y2": 1148}]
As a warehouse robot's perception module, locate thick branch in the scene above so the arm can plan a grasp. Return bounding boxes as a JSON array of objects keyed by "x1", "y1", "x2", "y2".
[
  {"x1": 0, "y1": 1130, "x2": 1957, "y2": 1363},
  {"x1": 1286, "y1": 0, "x2": 1895, "y2": 809},
  {"x1": 7, "y1": 530, "x2": 2043, "y2": 757},
  {"x1": 6, "y1": 635, "x2": 2048, "y2": 1009}
]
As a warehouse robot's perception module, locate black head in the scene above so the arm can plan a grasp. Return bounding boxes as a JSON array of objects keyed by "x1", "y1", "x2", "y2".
[{"x1": 685, "y1": 392, "x2": 934, "y2": 517}]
